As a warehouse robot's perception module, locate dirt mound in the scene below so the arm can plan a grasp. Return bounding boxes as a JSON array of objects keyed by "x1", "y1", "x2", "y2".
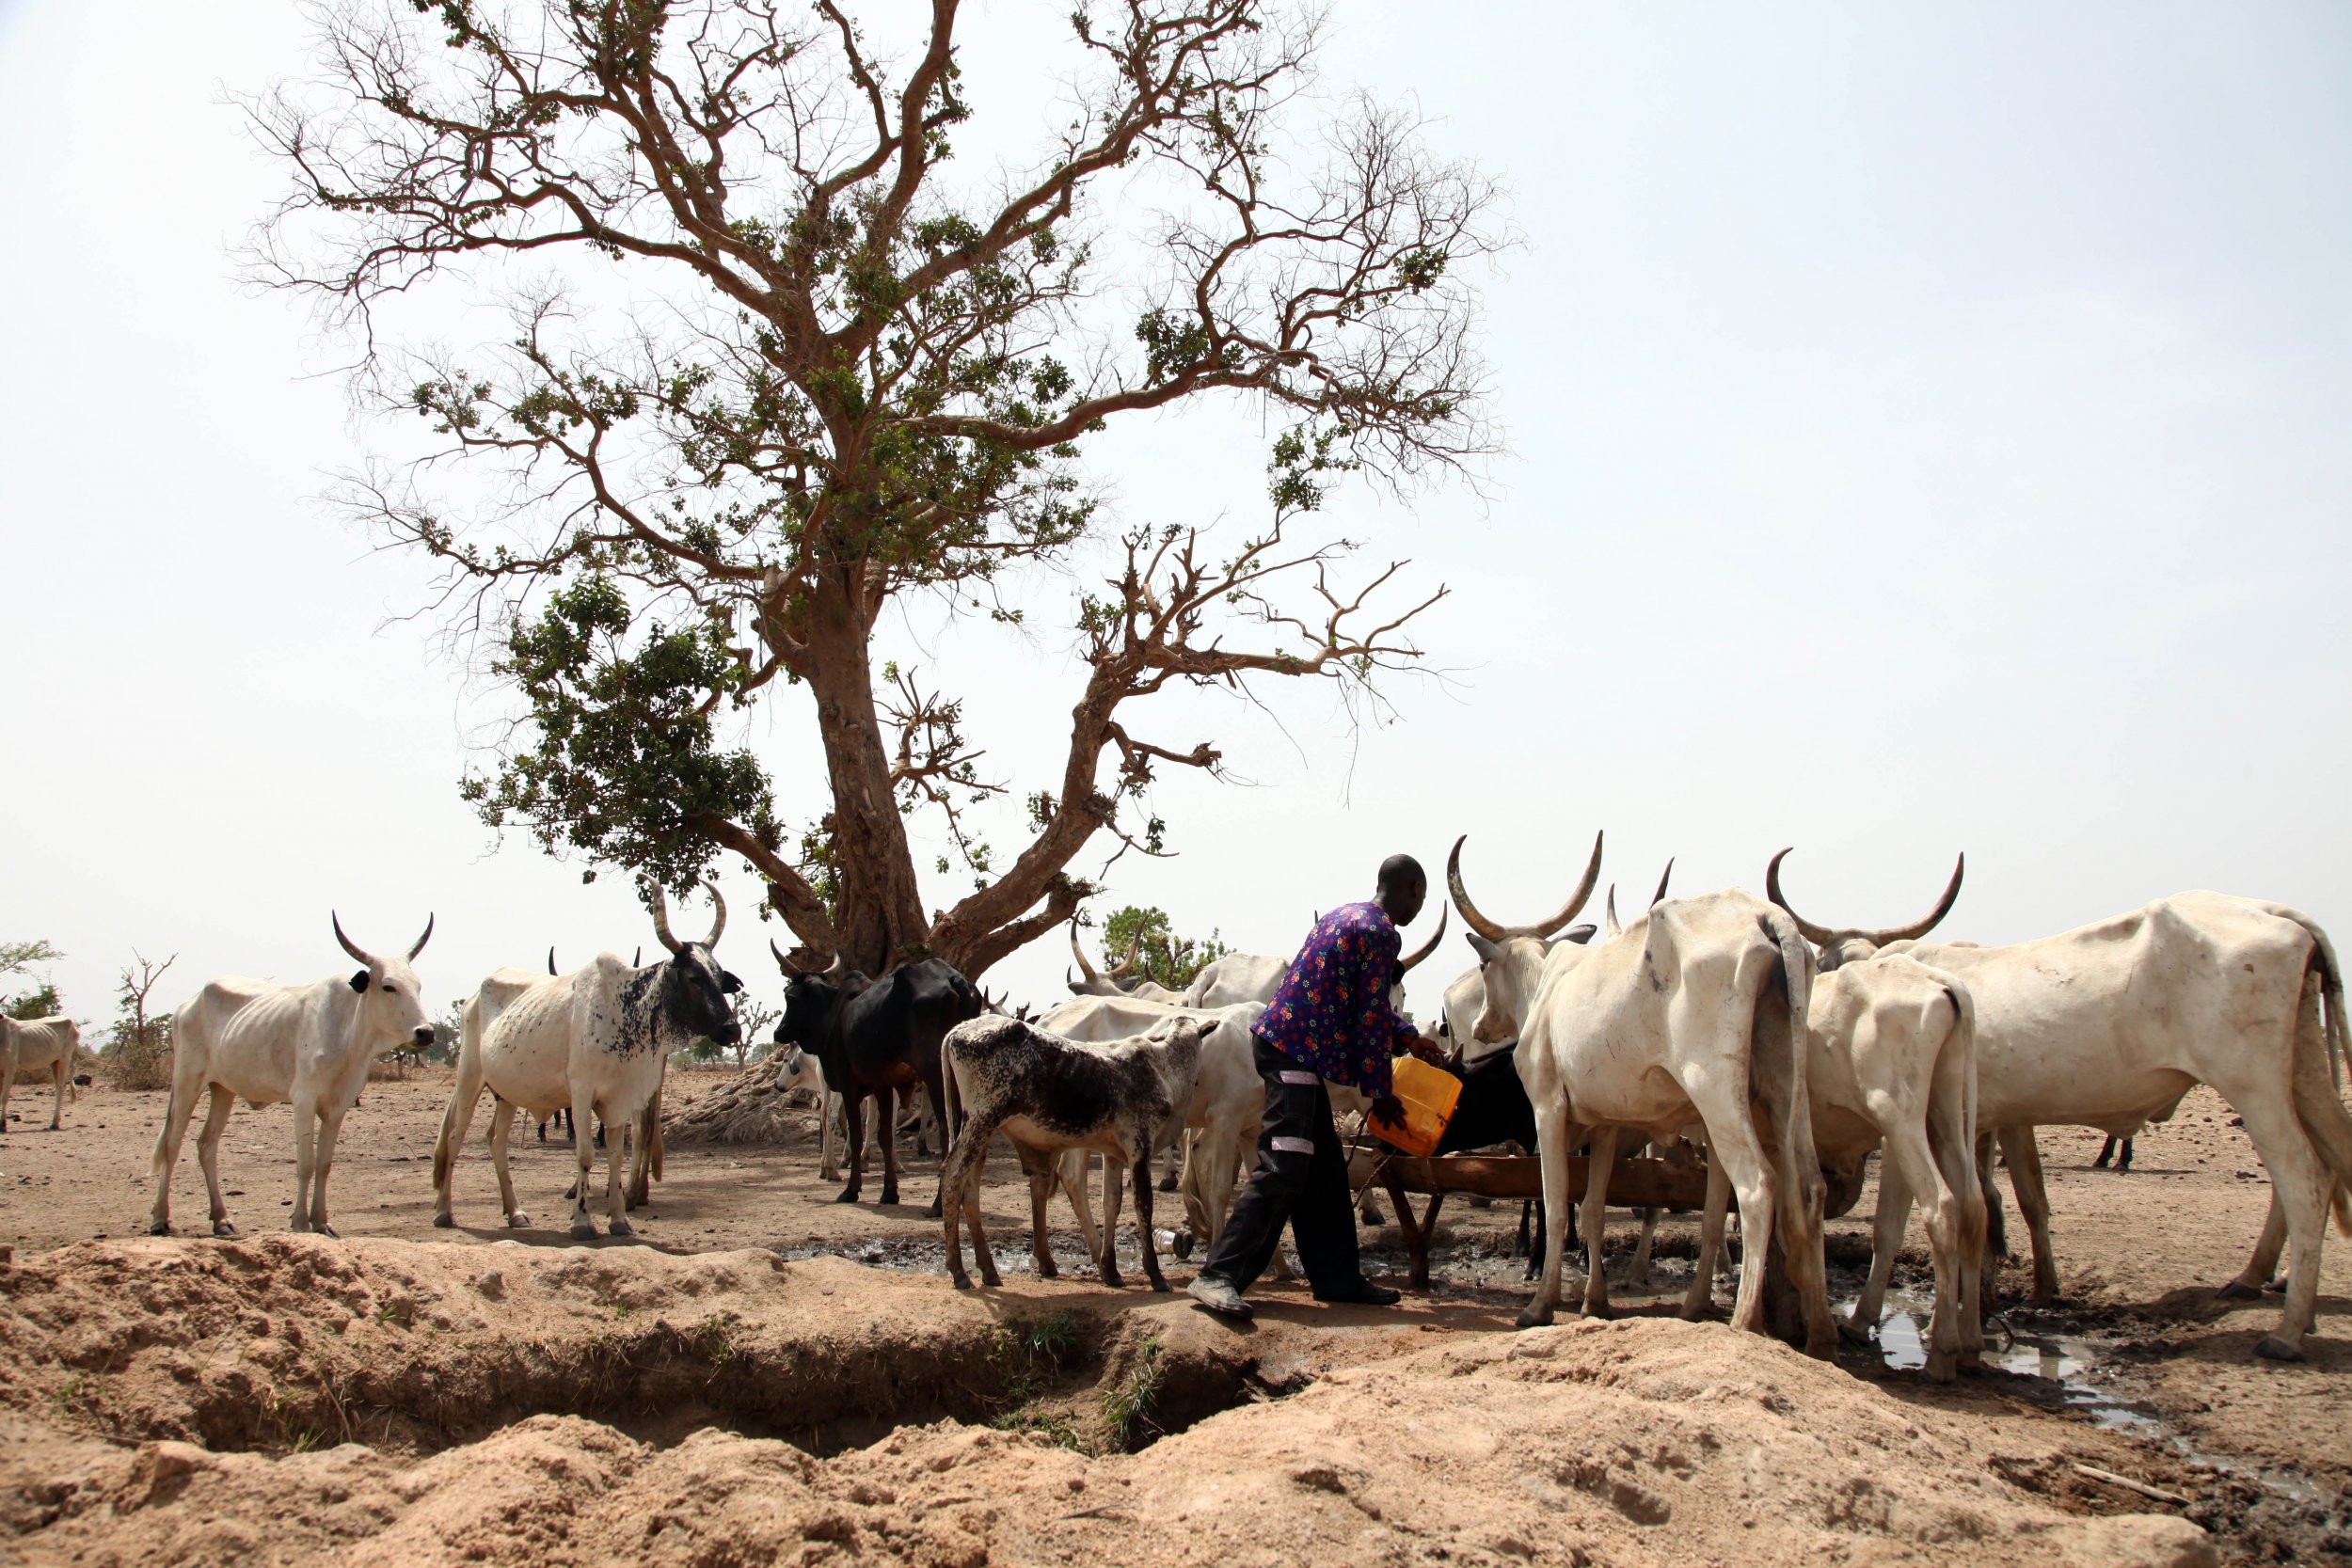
[{"x1": 0, "y1": 1239, "x2": 2215, "y2": 1568}]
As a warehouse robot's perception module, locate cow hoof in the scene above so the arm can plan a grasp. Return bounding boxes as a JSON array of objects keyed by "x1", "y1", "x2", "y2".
[
  {"x1": 1926, "y1": 1353, "x2": 1957, "y2": 1385},
  {"x1": 2265, "y1": 1276, "x2": 2287, "y2": 1294},
  {"x1": 925, "y1": 1201, "x2": 944, "y2": 1220},
  {"x1": 2215, "y1": 1279, "x2": 2265, "y2": 1302},
  {"x1": 880, "y1": 1189, "x2": 900, "y2": 1208},
  {"x1": 507, "y1": 1212, "x2": 531, "y2": 1228},
  {"x1": 212, "y1": 1221, "x2": 239, "y2": 1239},
  {"x1": 432, "y1": 1212, "x2": 455, "y2": 1229},
  {"x1": 1157, "y1": 1174, "x2": 1180, "y2": 1194},
  {"x1": 1099, "y1": 1268, "x2": 1125, "y2": 1290},
  {"x1": 149, "y1": 1220, "x2": 171, "y2": 1237},
  {"x1": 315, "y1": 1224, "x2": 339, "y2": 1239},
  {"x1": 1837, "y1": 1315, "x2": 1872, "y2": 1345},
  {"x1": 951, "y1": 1275, "x2": 974, "y2": 1291},
  {"x1": 979, "y1": 1270, "x2": 1002, "y2": 1289},
  {"x1": 833, "y1": 1190, "x2": 860, "y2": 1205},
  {"x1": 2254, "y1": 1335, "x2": 2305, "y2": 1362},
  {"x1": 608, "y1": 1218, "x2": 634, "y2": 1238},
  {"x1": 1515, "y1": 1307, "x2": 1555, "y2": 1330},
  {"x1": 570, "y1": 1218, "x2": 597, "y2": 1241},
  {"x1": 1147, "y1": 1277, "x2": 1170, "y2": 1294},
  {"x1": 1171, "y1": 1233, "x2": 1194, "y2": 1260},
  {"x1": 1037, "y1": 1259, "x2": 1059, "y2": 1279}
]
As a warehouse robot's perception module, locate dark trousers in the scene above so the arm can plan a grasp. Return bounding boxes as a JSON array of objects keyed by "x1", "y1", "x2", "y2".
[{"x1": 1199, "y1": 1035, "x2": 1365, "y2": 1294}]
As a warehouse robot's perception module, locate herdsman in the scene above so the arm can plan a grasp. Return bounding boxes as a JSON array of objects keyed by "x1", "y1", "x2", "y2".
[{"x1": 1188, "y1": 853, "x2": 1437, "y2": 1320}]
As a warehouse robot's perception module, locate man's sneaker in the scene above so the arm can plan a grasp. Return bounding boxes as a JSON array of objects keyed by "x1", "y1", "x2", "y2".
[
  {"x1": 1313, "y1": 1279, "x2": 1402, "y2": 1307},
  {"x1": 1186, "y1": 1275, "x2": 1254, "y2": 1321}
]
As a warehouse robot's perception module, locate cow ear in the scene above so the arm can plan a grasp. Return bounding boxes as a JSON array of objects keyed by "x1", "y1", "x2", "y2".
[
  {"x1": 721, "y1": 971, "x2": 742, "y2": 994},
  {"x1": 348, "y1": 970, "x2": 371, "y2": 992}
]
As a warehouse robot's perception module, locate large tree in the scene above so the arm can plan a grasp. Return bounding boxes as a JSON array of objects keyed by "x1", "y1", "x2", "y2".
[{"x1": 255, "y1": 0, "x2": 1500, "y2": 975}]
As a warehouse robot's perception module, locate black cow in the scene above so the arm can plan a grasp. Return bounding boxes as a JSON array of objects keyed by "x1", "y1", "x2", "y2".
[
  {"x1": 772, "y1": 950, "x2": 983, "y2": 1215},
  {"x1": 1420, "y1": 1045, "x2": 1563, "y2": 1276}
]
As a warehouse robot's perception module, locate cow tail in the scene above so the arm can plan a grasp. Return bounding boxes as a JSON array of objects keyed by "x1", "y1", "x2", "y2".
[
  {"x1": 432, "y1": 993, "x2": 482, "y2": 1196},
  {"x1": 1760, "y1": 907, "x2": 1821, "y2": 1214},
  {"x1": 643, "y1": 1086, "x2": 665, "y2": 1183},
  {"x1": 2279, "y1": 908, "x2": 2352, "y2": 1236},
  {"x1": 940, "y1": 1039, "x2": 962, "y2": 1153}
]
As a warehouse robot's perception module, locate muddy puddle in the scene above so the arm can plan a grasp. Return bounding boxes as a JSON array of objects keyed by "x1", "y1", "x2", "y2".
[{"x1": 1850, "y1": 1287, "x2": 2351, "y2": 1561}]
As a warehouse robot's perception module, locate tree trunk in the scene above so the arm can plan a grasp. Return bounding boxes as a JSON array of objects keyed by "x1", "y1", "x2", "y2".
[{"x1": 800, "y1": 565, "x2": 930, "y2": 973}]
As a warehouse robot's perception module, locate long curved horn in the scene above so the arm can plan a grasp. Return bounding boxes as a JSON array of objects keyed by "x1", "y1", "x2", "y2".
[
  {"x1": 1398, "y1": 904, "x2": 1448, "y2": 972},
  {"x1": 548, "y1": 946, "x2": 558, "y2": 976},
  {"x1": 1763, "y1": 847, "x2": 1844, "y2": 947},
  {"x1": 1447, "y1": 832, "x2": 1604, "y2": 942},
  {"x1": 1650, "y1": 858, "x2": 1675, "y2": 909},
  {"x1": 771, "y1": 937, "x2": 794, "y2": 975},
  {"x1": 649, "y1": 885, "x2": 683, "y2": 955},
  {"x1": 1069, "y1": 921, "x2": 1101, "y2": 981},
  {"x1": 1109, "y1": 927, "x2": 1144, "y2": 979},
  {"x1": 822, "y1": 951, "x2": 848, "y2": 980},
  {"x1": 701, "y1": 881, "x2": 727, "y2": 948},
  {"x1": 634, "y1": 946, "x2": 643, "y2": 967},
  {"x1": 406, "y1": 913, "x2": 434, "y2": 960},
  {"x1": 1605, "y1": 885, "x2": 1620, "y2": 939},
  {"x1": 1872, "y1": 852, "x2": 1964, "y2": 943},
  {"x1": 331, "y1": 911, "x2": 371, "y2": 967}
]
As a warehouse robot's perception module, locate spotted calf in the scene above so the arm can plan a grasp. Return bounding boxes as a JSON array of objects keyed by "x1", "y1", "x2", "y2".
[{"x1": 937, "y1": 1013, "x2": 1204, "y2": 1291}]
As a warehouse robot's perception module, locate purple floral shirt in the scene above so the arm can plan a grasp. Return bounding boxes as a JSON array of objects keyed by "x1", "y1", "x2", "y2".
[{"x1": 1257, "y1": 902, "x2": 1418, "y2": 1098}]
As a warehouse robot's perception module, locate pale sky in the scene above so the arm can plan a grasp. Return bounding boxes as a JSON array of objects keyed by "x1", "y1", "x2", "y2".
[{"x1": 3, "y1": 2, "x2": 2347, "y2": 1035}]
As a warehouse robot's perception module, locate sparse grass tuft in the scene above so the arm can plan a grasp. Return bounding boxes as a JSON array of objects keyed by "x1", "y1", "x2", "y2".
[
  {"x1": 990, "y1": 1404, "x2": 1087, "y2": 1450},
  {"x1": 693, "y1": 1312, "x2": 738, "y2": 1367},
  {"x1": 1101, "y1": 1334, "x2": 1164, "y2": 1450}
]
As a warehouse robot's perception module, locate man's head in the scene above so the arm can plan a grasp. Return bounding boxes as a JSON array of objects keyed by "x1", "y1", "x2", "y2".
[{"x1": 1375, "y1": 853, "x2": 1427, "y2": 927}]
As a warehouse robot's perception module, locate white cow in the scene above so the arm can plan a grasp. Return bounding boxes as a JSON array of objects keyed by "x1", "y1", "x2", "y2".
[
  {"x1": 1456, "y1": 858, "x2": 1834, "y2": 1353},
  {"x1": 1, "y1": 1016, "x2": 81, "y2": 1132},
  {"x1": 150, "y1": 913, "x2": 436, "y2": 1237},
  {"x1": 434, "y1": 886, "x2": 741, "y2": 1239},
  {"x1": 1676, "y1": 948, "x2": 1987, "y2": 1381},
  {"x1": 1770, "y1": 851, "x2": 2352, "y2": 1360}
]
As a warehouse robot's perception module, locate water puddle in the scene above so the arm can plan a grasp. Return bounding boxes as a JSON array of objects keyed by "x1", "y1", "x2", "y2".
[{"x1": 1844, "y1": 1290, "x2": 2165, "y2": 1434}]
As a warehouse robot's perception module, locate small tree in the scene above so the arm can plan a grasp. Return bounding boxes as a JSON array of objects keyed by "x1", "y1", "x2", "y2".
[
  {"x1": 107, "y1": 953, "x2": 178, "y2": 1092},
  {"x1": 730, "y1": 999, "x2": 780, "y2": 1069},
  {"x1": 1094, "y1": 906, "x2": 1231, "y2": 990}
]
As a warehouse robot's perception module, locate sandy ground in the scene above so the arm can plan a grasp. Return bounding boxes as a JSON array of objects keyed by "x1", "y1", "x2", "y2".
[{"x1": 1, "y1": 1068, "x2": 2346, "y2": 1564}]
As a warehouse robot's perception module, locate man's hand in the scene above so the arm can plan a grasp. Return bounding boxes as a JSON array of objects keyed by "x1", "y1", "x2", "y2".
[
  {"x1": 1370, "y1": 1094, "x2": 1406, "y2": 1129},
  {"x1": 1403, "y1": 1035, "x2": 1450, "y2": 1068}
]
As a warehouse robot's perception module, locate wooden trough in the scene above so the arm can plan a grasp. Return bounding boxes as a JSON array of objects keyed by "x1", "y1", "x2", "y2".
[{"x1": 1345, "y1": 1148, "x2": 1712, "y2": 1291}]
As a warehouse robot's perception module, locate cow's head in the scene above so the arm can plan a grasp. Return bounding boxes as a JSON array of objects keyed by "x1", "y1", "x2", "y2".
[
  {"x1": 648, "y1": 883, "x2": 743, "y2": 1048},
  {"x1": 770, "y1": 940, "x2": 866, "y2": 1051},
  {"x1": 1065, "y1": 921, "x2": 1148, "y2": 997},
  {"x1": 1447, "y1": 832, "x2": 1603, "y2": 1045},
  {"x1": 1764, "y1": 848, "x2": 1964, "y2": 972},
  {"x1": 333, "y1": 911, "x2": 437, "y2": 1052},
  {"x1": 773, "y1": 1042, "x2": 828, "y2": 1099}
]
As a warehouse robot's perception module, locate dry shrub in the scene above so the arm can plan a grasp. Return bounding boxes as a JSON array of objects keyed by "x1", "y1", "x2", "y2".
[{"x1": 105, "y1": 1020, "x2": 173, "y2": 1092}]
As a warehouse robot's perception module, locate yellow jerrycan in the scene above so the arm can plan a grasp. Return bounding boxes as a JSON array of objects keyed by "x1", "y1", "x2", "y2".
[{"x1": 1370, "y1": 1054, "x2": 1462, "y2": 1158}]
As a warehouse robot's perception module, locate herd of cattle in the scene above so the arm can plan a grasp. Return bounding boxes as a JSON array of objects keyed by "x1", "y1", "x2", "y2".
[{"x1": 9, "y1": 836, "x2": 2347, "y2": 1382}]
